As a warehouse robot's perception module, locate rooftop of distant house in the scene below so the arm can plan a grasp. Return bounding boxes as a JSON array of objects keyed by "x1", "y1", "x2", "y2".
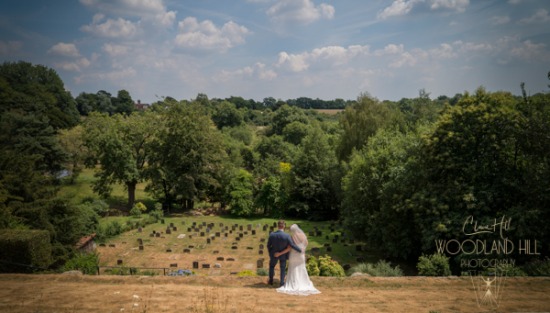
[{"x1": 135, "y1": 100, "x2": 150, "y2": 110}]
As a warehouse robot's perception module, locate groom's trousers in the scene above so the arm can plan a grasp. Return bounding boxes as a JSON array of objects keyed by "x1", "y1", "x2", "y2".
[{"x1": 269, "y1": 257, "x2": 287, "y2": 286}]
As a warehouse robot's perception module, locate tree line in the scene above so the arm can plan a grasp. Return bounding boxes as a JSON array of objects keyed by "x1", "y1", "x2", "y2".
[{"x1": 1, "y1": 61, "x2": 549, "y2": 271}]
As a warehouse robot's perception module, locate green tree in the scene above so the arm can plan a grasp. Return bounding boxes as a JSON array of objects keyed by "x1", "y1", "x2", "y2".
[
  {"x1": 226, "y1": 169, "x2": 254, "y2": 216},
  {"x1": 112, "y1": 89, "x2": 135, "y2": 115},
  {"x1": 269, "y1": 104, "x2": 309, "y2": 136},
  {"x1": 337, "y1": 93, "x2": 405, "y2": 162},
  {"x1": 146, "y1": 101, "x2": 228, "y2": 211},
  {"x1": 58, "y1": 125, "x2": 87, "y2": 183},
  {"x1": 83, "y1": 111, "x2": 157, "y2": 209},
  {"x1": 212, "y1": 101, "x2": 243, "y2": 129}
]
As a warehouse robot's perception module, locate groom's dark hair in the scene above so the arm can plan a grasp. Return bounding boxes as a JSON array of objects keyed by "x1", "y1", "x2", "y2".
[{"x1": 277, "y1": 220, "x2": 285, "y2": 229}]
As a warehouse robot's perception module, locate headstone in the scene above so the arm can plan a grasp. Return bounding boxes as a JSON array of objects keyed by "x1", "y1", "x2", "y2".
[
  {"x1": 326, "y1": 246, "x2": 332, "y2": 252},
  {"x1": 343, "y1": 264, "x2": 351, "y2": 271},
  {"x1": 217, "y1": 257, "x2": 225, "y2": 261},
  {"x1": 215, "y1": 232, "x2": 221, "y2": 237},
  {"x1": 309, "y1": 231, "x2": 315, "y2": 237},
  {"x1": 138, "y1": 227, "x2": 142, "y2": 233},
  {"x1": 184, "y1": 249, "x2": 191, "y2": 253},
  {"x1": 257, "y1": 259, "x2": 264, "y2": 268},
  {"x1": 239, "y1": 225, "x2": 243, "y2": 231},
  {"x1": 260, "y1": 238, "x2": 266, "y2": 242},
  {"x1": 239, "y1": 233, "x2": 244, "y2": 238},
  {"x1": 224, "y1": 233, "x2": 228, "y2": 237},
  {"x1": 99, "y1": 243, "x2": 106, "y2": 247},
  {"x1": 202, "y1": 264, "x2": 210, "y2": 269},
  {"x1": 166, "y1": 228, "x2": 172, "y2": 235},
  {"x1": 188, "y1": 245, "x2": 195, "y2": 248},
  {"x1": 200, "y1": 232, "x2": 205, "y2": 237},
  {"x1": 214, "y1": 263, "x2": 222, "y2": 268},
  {"x1": 161, "y1": 219, "x2": 165, "y2": 224},
  {"x1": 193, "y1": 261, "x2": 199, "y2": 269},
  {"x1": 213, "y1": 250, "x2": 219, "y2": 254},
  {"x1": 117, "y1": 259, "x2": 123, "y2": 265},
  {"x1": 251, "y1": 230, "x2": 256, "y2": 235},
  {"x1": 139, "y1": 245, "x2": 144, "y2": 250},
  {"x1": 263, "y1": 225, "x2": 268, "y2": 231},
  {"x1": 247, "y1": 247, "x2": 253, "y2": 250},
  {"x1": 187, "y1": 228, "x2": 192, "y2": 232},
  {"x1": 109, "y1": 244, "x2": 116, "y2": 247},
  {"x1": 172, "y1": 226, "x2": 177, "y2": 231},
  {"x1": 247, "y1": 224, "x2": 252, "y2": 231},
  {"x1": 166, "y1": 249, "x2": 172, "y2": 252},
  {"x1": 137, "y1": 238, "x2": 143, "y2": 245},
  {"x1": 231, "y1": 246, "x2": 238, "y2": 250},
  {"x1": 155, "y1": 233, "x2": 160, "y2": 237},
  {"x1": 170, "y1": 263, "x2": 177, "y2": 267},
  {"x1": 206, "y1": 238, "x2": 211, "y2": 244},
  {"x1": 259, "y1": 250, "x2": 263, "y2": 255},
  {"x1": 170, "y1": 223, "x2": 174, "y2": 227},
  {"x1": 259, "y1": 244, "x2": 264, "y2": 249},
  {"x1": 227, "y1": 258, "x2": 235, "y2": 261}
]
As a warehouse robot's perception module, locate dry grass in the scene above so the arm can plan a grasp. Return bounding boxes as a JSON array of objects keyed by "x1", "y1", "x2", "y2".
[{"x1": 0, "y1": 274, "x2": 549, "y2": 312}]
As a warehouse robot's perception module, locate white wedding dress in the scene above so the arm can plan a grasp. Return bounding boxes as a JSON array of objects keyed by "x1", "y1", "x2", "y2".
[{"x1": 276, "y1": 227, "x2": 320, "y2": 296}]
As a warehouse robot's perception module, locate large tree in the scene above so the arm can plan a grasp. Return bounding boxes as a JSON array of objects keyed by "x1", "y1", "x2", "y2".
[
  {"x1": 146, "y1": 101, "x2": 228, "y2": 211},
  {"x1": 83, "y1": 111, "x2": 157, "y2": 209}
]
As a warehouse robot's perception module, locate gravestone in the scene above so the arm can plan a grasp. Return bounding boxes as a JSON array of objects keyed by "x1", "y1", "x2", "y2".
[
  {"x1": 259, "y1": 244, "x2": 264, "y2": 249},
  {"x1": 239, "y1": 225, "x2": 243, "y2": 231},
  {"x1": 247, "y1": 224, "x2": 252, "y2": 231},
  {"x1": 170, "y1": 263, "x2": 177, "y2": 267},
  {"x1": 224, "y1": 233, "x2": 228, "y2": 237},
  {"x1": 259, "y1": 250, "x2": 263, "y2": 255},
  {"x1": 215, "y1": 232, "x2": 221, "y2": 237},
  {"x1": 214, "y1": 263, "x2": 222, "y2": 268},
  {"x1": 251, "y1": 230, "x2": 256, "y2": 235},
  {"x1": 343, "y1": 264, "x2": 351, "y2": 271},
  {"x1": 232, "y1": 246, "x2": 238, "y2": 250},
  {"x1": 227, "y1": 258, "x2": 235, "y2": 261},
  {"x1": 206, "y1": 238, "x2": 211, "y2": 244},
  {"x1": 309, "y1": 231, "x2": 315, "y2": 237},
  {"x1": 247, "y1": 247, "x2": 253, "y2": 250},
  {"x1": 155, "y1": 233, "x2": 160, "y2": 237},
  {"x1": 170, "y1": 223, "x2": 174, "y2": 227},
  {"x1": 117, "y1": 259, "x2": 123, "y2": 265},
  {"x1": 213, "y1": 250, "x2": 219, "y2": 254},
  {"x1": 239, "y1": 233, "x2": 244, "y2": 238},
  {"x1": 257, "y1": 259, "x2": 264, "y2": 268},
  {"x1": 139, "y1": 245, "x2": 144, "y2": 251},
  {"x1": 166, "y1": 249, "x2": 172, "y2": 252},
  {"x1": 263, "y1": 225, "x2": 268, "y2": 231},
  {"x1": 172, "y1": 227, "x2": 177, "y2": 231},
  {"x1": 260, "y1": 238, "x2": 266, "y2": 242},
  {"x1": 217, "y1": 257, "x2": 225, "y2": 261},
  {"x1": 200, "y1": 232, "x2": 205, "y2": 237},
  {"x1": 109, "y1": 244, "x2": 116, "y2": 247},
  {"x1": 193, "y1": 261, "x2": 199, "y2": 269},
  {"x1": 166, "y1": 228, "x2": 171, "y2": 235},
  {"x1": 202, "y1": 264, "x2": 210, "y2": 269},
  {"x1": 137, "y1": 238, "x2": 143, "y2": 245},
  {"x1": 183, "y1": 249, "x2": 191, "y2": 253},
  {"x1": 138, "y1": 227, "x2": 142, "y2": 233},
  {"x1": 188, "y1": 245, "x2": 195, "y2": 248},
  {"x1": 326, "y1": 246, "x2": 332, "y2": 252},
  {"x1": 99, "y1": 243, "x2": 106, "y2": 247}
]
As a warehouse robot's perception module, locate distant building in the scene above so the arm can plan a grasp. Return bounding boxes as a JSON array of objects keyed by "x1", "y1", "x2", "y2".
[
  {"x1": 135, "y1": 100, "x2": 149, "y2": 110},
  {"x1": 75, "y1": 233, "x2": 97, "y2": 253}
]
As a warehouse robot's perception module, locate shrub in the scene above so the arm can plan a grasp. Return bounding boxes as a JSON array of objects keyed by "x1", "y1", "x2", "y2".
[
  {"x1": 350, "y1": 260, "x2": 403, "y2": 277},
  {"x1": 318, "y1": 255, "x2": 346, "y2": 277},
  {"x1": 522, "y1": 257, "x2": 550, "y2": 276},
  {"x1": 62, "y1": 253, "x2": 99, "y2": 275},
  {"x1": 417, "y1": 253, "x2": 451, "y2": 276},
  {"x1": 256, "y1": 268, "x2": 268, "y2": 276},
  {"x1": 492, "y1": 263, "x2": 526, "y2": 277},
  {"x1": 306, "y1": 255, "x2": 320, "y2": 276},
  {"x1": 148, "y1": 208, "x2": 164, "y2": 222},
  {"x1": 0, "y1": 229, "x2": 52, "y2": 273},
  {"x1": 130, "y1": 202, "x2": 147, "y2": 217},
  {"x1": 237, "y1": 269, "x2": 257, "y2": 277}
]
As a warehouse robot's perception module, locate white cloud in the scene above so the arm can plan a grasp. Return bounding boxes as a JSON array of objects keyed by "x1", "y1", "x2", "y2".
[
  {"x1": 0, "y1": 40, "x2": 22, "y2": 55},
  {"x1": 174, "y1": 17, "x2": 250, "y2": 52},
  {"x1": 378, "y1": 0, "x2": 469, "y2": 20},
  {"x1": 277, "y1": 44, "x2": 370, "y2": 72},
  {"x1": 81, "y1": 17, "x2": 138, "y2": 38},
  {"x1": 491, "y1": 15, "x2": 510, "y2": 25},
  {"x1": 429, "y1": 0, "x2": 469, "y2": 13},
  {"x1": 519, "y1": 9, "x2": 550, "y2": 24},
  {"x1": 55, "y1": 58, "x2": 91, "y2": 72},
  {"x1": 102, "y1": 43, "x2": 130, "y2": 56},
  {"x1": 48, "y1": 42, "x2": 80, "y2": 57},
  {"x1": 267, "y1": 0, "x2": 335, "y2": 25},
  {"x1": 510, "y1": 40, "x2": 549, "y2": 61},
  {"x1": 377, "y1": 0, "x2": 418, "y2": 20},
  {"x1": 80, "y1": 0, "x2": 176, "y2": 27},
  {"x1": 215, "y1": 62, "x2": 277, "y2": 82}
]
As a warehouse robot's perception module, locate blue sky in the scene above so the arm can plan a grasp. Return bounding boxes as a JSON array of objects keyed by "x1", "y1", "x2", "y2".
[{"x1": 1, "y1": 0, "x2": 549, "y2": 103}]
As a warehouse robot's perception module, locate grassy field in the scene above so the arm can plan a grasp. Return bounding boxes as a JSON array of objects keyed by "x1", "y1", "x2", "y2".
[
  {"x1": 1, "y1": 274, "x2": 549, "y2": 312},
  {"x1": 97, "y1": 215, "x2": 378, "y2": 276}
]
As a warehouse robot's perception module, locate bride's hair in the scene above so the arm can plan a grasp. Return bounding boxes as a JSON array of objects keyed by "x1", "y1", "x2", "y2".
[{"x1": 290, "y1": 224, "x2": 308, "y2": 247}]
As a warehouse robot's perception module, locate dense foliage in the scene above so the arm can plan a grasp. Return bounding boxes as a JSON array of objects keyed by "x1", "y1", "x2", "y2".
[{"x1": 1, "y1": 60, "x2": 549, "y2": 273}]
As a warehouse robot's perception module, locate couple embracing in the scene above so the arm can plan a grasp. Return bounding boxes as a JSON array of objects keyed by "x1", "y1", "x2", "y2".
[{"x1": 267, "y1": 220, "x2": 320, "y2": 296}]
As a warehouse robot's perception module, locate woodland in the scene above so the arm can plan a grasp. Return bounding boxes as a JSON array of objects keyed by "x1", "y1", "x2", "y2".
[{"x1": 1, "y1": 61, "x2": 549, "y2": 273}]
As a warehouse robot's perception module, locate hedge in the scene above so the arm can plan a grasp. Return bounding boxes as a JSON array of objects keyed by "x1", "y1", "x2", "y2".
[{"x1": 0, "y1": 229, "x2": 52, "y2": 273}]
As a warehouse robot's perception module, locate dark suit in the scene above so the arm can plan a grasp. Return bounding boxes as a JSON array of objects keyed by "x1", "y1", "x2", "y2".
[{"x1": 267, "y1": 229, "x2": 301, "y2": 286}]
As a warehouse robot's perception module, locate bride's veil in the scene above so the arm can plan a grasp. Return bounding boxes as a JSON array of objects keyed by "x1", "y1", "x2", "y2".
[{"x1": 290, "y1": 224, "x2": 308, "y2": 247}]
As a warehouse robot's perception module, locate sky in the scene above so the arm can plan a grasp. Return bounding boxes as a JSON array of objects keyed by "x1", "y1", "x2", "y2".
[{"x1": 0, "y1": 0, "x2": 549, "y2": 104}]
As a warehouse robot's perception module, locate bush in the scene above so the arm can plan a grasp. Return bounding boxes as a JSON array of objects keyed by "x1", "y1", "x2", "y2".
[
  {"x1": 350, "y1": 260, "x2": 403, "y2": 277},
  {"x1": 0, "y1": 229, "x2": 52, "y2": 273},
  {"x1": 492, "y1": 263, "x2": 526, "y2": 277},
  {"x1": 306, "y1": 255, "x2": 320, "y2": 276},
  {"x1": 522, "y1": 257, "x2": 550, "y2": 276},
  {"x1": 317, "y1": 255, "x2": 345, "y2": 277},
  {"x1": 237, "y1": 269, "x2": 257, "y2": 277},
  {"x1": 62, "y1": 253, "x2": 99, "y2": 275},
  {"x1": 256, "y1": 268, "x2": 268, "y2": 276},
  {"x1": 417, "y1": 253, "x2": 451, "y2": 276},
  {"x1": 148, "y1": 208, "x2": 164, "y2": 222},
  {"x1": 130, "y1": 202, "x2": 147, "y2": 218}
]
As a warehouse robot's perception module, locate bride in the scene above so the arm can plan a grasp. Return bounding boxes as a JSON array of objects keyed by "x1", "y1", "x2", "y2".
[{"x1": 274, "y1": 224, "x2": 321, "y2": 296}]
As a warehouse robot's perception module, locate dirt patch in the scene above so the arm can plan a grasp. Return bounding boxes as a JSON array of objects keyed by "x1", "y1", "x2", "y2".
[{"x1": 0, "y1": 274, "x2": 549, "y2": 312}]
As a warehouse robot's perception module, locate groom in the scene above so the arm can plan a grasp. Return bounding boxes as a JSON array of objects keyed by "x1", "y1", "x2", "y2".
[{"x1": 267, "y1": 219, "x2": 301, "y2": 286}]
